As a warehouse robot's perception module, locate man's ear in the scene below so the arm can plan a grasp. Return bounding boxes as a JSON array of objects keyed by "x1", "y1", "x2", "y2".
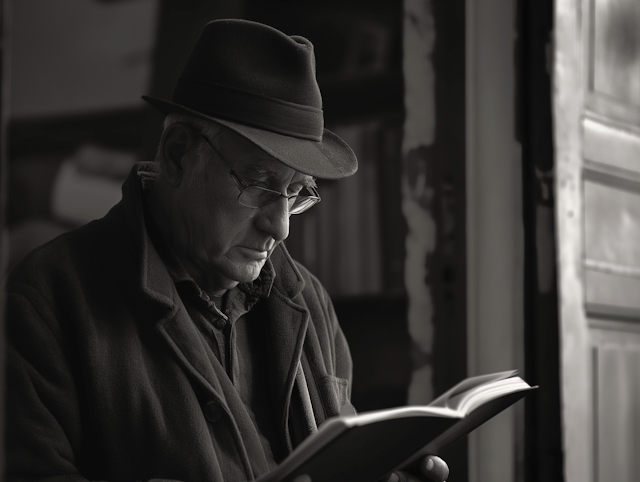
[{"x1": 160, "y1": 122, "x2": 199, "y2": 186}]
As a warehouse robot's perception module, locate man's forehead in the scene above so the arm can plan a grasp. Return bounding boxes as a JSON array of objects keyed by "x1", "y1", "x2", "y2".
[{"x1": 238, "y1": 157, "x2": 315, "y2": 184}]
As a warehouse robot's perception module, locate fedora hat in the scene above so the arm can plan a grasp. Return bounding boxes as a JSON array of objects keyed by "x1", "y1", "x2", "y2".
[{"x1": 143, "y1": 19, "x2": 357, "y2": 180}]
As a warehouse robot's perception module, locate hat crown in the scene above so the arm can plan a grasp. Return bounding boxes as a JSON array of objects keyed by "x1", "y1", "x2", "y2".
[{"x1": 178, "y1": 20, "x2": 322, "y2": 109}]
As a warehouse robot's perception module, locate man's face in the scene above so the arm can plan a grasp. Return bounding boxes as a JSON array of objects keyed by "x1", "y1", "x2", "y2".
[{"x1": 169, "y1": 127, "x2": 314, "y2": 295}]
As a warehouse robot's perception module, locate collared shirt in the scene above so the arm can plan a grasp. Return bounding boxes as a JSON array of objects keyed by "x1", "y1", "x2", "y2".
[{"x1": 140, "y1": 166, "x2": 284, "y2": 467}]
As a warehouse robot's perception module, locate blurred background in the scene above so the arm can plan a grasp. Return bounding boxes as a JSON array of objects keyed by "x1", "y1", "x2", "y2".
[{"x1": 1, "y1": 0, "x2": 639, "y2": 481}]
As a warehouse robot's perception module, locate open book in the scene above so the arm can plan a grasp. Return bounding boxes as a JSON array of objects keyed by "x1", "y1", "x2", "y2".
[{"x1": 256, "y1": 370, "x2": 535, "y2": 482}]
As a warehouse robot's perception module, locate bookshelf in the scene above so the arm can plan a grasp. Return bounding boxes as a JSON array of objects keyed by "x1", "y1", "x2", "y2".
[{"x1": 287, "y1": 118, "x2": 406, "y2": 297}]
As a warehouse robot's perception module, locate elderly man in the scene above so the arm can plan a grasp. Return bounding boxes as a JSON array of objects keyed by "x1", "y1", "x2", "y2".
[{"x1": 6, "y1": 19, "x2": 448, "y2": 482}]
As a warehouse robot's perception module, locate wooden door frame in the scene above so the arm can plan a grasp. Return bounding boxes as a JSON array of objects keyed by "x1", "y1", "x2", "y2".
[
  {"x1": 466, "y1": 0, "x2": 525, "y2": 481},
  {"x1": 553, "y1": 0, "x2": 592, "y2": 481}
]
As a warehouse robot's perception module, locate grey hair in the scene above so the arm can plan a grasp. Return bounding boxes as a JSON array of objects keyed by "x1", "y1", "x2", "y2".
[{"x1": 155, "y1": 112, "x2": 226, "y2": 186}]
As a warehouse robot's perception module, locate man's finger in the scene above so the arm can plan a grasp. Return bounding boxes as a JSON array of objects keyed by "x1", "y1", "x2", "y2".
[
  {"x1": 419, "y1": 455, "x2": 449, "y2": 482},
  {"x1": 385, "y1": 471, "x2": 421, "y2": 482},
  {"x1": 292, "y1": 475, "x2": 312, "y2": 482}
]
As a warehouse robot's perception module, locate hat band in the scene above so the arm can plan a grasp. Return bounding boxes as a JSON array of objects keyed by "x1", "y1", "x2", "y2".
[{"x1": 173, "y1": 79, "x2": 324, "y2": 141}]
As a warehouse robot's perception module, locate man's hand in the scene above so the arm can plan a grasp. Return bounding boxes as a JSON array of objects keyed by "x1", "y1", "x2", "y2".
[
  {"x1": 386, "y1": 455, "x2": 449, "y2": 482},
  {"x1": 291, "y1": 454, "x2": 449, "y2": 482}
]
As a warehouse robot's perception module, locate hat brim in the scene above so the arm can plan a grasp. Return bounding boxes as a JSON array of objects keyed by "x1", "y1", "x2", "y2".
[{"x1": 142, "y1": 95, "x2": 357, "y2": 180}]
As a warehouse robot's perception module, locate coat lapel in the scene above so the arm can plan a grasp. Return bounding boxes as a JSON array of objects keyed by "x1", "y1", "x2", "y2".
[
  {"x1": 146, "y1": 268, "x2": 266, "y2": 479},
  {"x1": 154, "y1": 302, "x2": 224, "y2": 397},
  {"x1": 261, "y1": 246, "x2": 311, "y2": 452},
  {"x1": 119, "y1": 164, "x2": 228, "y2": 403},
  {"x1": 140, "y1": 228, "x2": 229, "y2": 404}
]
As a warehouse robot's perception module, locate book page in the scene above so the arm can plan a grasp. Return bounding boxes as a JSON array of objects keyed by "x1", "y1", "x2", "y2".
[
  {"x1": 428, "y1": 370, "x2": 518, "y2": 408},
  {"x1": 455, "y1": 377, "x2": 531, "y2": 414}
]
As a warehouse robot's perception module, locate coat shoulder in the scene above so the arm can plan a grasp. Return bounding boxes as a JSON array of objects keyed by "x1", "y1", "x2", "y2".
[{"x1": 6, "y1": 210, "x2": 133, "y2": 303}]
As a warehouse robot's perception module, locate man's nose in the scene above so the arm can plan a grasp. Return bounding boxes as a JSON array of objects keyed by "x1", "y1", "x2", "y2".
[{"x1": 254, "y1": 196, "x2": 290, "y2": 241}]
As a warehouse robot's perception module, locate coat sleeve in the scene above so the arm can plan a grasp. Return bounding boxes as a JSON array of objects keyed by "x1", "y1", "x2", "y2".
[{"x1": 5, "y1": 286, "x2": 186, "y2": 482}]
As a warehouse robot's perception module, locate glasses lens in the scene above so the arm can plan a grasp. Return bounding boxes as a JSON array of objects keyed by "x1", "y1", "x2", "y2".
[
  {"x1": 289, "y1": 195, "x2": 319, "y2": 214},
  {"x1": 289, "y1": 196, "x2": 318, "y2": 214}
]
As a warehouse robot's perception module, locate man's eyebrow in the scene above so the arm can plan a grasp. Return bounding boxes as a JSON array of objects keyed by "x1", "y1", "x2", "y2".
[
  {"x1": 241, "y1": 164, "x2": 316, "y2": 187},
  {"x1": 241, "y1": 164, "x2": 274, "y2": 177}
]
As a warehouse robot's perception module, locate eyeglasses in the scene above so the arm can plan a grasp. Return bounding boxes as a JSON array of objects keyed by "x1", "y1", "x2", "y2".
[{"x1": 199, "y1": 133, "x2": 321, "y2": 215}]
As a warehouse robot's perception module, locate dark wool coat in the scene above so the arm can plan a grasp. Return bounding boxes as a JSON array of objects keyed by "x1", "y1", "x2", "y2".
[{"x1": 6, "y1": 166, "x2": 353, "y2": 482}]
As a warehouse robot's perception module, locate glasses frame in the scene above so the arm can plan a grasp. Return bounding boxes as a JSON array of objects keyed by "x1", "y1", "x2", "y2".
[{"x1": 199, "y1": 133, "x2": 321, "y2": 215}]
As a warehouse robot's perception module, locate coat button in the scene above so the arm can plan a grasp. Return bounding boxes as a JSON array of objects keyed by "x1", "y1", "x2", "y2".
[
  {"x1": 213, "y1": 318, "x2": 227, "y2": 330},
  {"x1": 204, "y1": 400, "x2": 223, "y2": 423}
]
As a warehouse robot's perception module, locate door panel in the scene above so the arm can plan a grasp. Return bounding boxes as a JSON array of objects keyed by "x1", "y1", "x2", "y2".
[
  {"x1": 584, "y1": 175, "x2": 640, "y2": 267},
  {"x1": 591, "y1": 0, "x2": 640, "y2": 106},
  {"x1": 584, "y1": 119, "x2": 640, "y2": 175},
  {"x1": 592, "y1": 330, "x2": 640, "y2": 482},
  {"x1": 586, "y1": 0, "x2": 640, "y2": 126}
]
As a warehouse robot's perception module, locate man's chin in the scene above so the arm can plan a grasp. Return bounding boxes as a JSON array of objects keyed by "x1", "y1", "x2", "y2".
[
  {"x1": 199, "y1": 256, "x2": 267, "y2": 295},
  {"x1": 221, "y1": 260, "x2": 266, "y2": 285}
]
